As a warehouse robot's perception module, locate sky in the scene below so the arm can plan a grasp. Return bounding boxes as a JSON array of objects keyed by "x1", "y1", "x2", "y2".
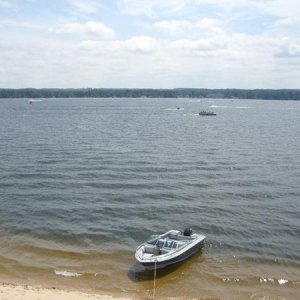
[{"x1": 0, "y1": 0, "x2": 299, "y2": 89}]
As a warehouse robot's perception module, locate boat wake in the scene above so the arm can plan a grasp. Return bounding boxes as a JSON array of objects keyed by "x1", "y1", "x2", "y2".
[
  {"x1": 165, "y1": 108, "x2": 184, "y2": 111},
  {"x1": 209, "y1": 105, "x2": 250, "y2": 109}
]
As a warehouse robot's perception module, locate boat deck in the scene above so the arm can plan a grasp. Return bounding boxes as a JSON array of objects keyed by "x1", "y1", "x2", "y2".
[{"x1": 142, "y1": 231, "x2": 195, "y2": 256}]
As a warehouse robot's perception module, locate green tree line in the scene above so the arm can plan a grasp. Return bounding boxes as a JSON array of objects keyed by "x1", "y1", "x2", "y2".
[{"x1": 0, "y1": 88, "x2": 299, "y2": 100}]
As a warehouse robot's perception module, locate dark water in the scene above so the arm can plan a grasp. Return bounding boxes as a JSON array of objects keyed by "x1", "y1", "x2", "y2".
[{"x1": 0, "y1": 98, "x2": 299, "y2": 299}]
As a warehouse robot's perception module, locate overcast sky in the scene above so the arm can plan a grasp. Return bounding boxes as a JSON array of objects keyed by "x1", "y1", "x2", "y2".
[{"x1": 0, "y1": 0, "x2": 299, "y2": 88}]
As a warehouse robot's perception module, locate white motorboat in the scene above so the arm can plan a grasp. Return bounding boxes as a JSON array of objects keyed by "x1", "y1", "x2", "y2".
[
  {"x1": 135, "y1": 228, "x2": 206, "y2": 269},
  {"x1": 198, "y1": 110, "x2": 216, "y2": 116}
]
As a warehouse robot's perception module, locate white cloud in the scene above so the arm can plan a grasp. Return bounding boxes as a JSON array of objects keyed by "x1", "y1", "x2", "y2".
[
  {"x1": 194, "y1": 0, "x2": 300, "y2": 19},
  {"x1": 0, "y1": 0, "x2": 299, "y2": 88},
  {"x1": 79, "y1": 36, "x2": 159, "y2": 55},
  {"x1": 171, "y1": 38, "x2": 226, "y2": 54},
  {"x1": 0, "y1": 0, "x2": 11, "y2": 9},
  {"x1": 119, "y1": 0, "x2": 264, "y2": 18},
  {"x1": 154, "y1": 18, "x2": 224, "y2": 36},
  {"x1": 154, "y1": 20, "x2": 190, "y2": 35},
  {"x1": 0, "y1": 31, "x2": 298, "y2": 89},
  {"x1": 118, "y1": 0, "x2": 188, "y2": 18},
  {"x1": 0, "y1": 19, "x2": 44, "y2": 31},
  {"x1": 266, "y1": 17, "x2": 300, "y2": 38},
  {"x1": 53, "y1": 21, "x2": 115, "y2": 40},
  {"x1": 262, "y1": 0, "x2": 300, "y2": 18},
  {"x1": 123, "y1": 36, "x2": 160, "y2": 53},
  {"x1": 167, "y1": 31, "x2": 291, "y2": 65},
  {"x1": 194, "y1": 0, "x2": 253, "y2": 7},
  {"x1": 68, "y1": 0, "x2": 103, "y2": 15},
  {"x1": 276, "y1": 40, "x2": 300, "y2": 58},
  {"x1": 196, "y1": 18, "x2": 224, "y2": 33}
]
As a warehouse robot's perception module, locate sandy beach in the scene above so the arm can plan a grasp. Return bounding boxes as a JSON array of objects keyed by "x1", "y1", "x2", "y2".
[{"x1": 0, "y1": 284, "x2": 131, "y2": 300}]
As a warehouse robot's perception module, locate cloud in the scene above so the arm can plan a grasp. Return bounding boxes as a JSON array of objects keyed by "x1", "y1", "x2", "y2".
[
  {"x1": 194, "y1": 0, "x2": 300, "y2": 19},
  {"x1": 170, "y1": 38, "x2": 227, "y2": 57},
  {"x1": 118, "y1": 0, "x2": 263, "y2": 19},
  {"x1": 154, "y1": 18, "x2": 224, "y2": 36},
  {"x1": 276, "y1": 41, "x2": 300, "y2": 58},
  {"x1": 0, "y1": 19, "x2": 44, "y2": 31},
  {"x1": 166, "y1": 31, "x2": 290, "y2": 63},
  {"x1": 266, "y1": 17, "x2": 300, "y2": 37},
  {"x1": 154, "y1": 20, "x2": 190, "y2": 35},
  {"x1": 52, "y1": 21, "x2": 115, "y2": 40},
  {"x1": 0, "y1": 0, "x2": 11, "y2": 9},
  {"x1": 0, "y1": 31, "x2": 298, "y2": 89},
  {"x1": 0, "y1": 0, "x2": 299, "y2": 89},
  {"x1": 123, "y1": 36, "x2": 160, "y2": 53},
  {"x1": 68, "y1": 0, "x2": 103, "y2": 15},
  {"x1": 118, "y1": 0, "x2": 188, "y2": 18},
  {"x1": 262, "y1": 0, "x2": 300, "y2": 18},
  {"x1": 194, "y1": 0, "x2": 253, "y2": 7},
  {"x1": 79, "y1": 36, "x2": 159, "y2": 55}
]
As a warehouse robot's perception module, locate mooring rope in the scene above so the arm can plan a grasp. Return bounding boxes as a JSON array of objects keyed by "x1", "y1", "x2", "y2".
[{"x1": 153, "y1": 260, "x2": 157, "y2": 299}]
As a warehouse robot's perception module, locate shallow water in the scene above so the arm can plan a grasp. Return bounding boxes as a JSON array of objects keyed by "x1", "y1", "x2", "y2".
[{"x1": 0, "y1": 98, "x2": 299, "y2": 299}]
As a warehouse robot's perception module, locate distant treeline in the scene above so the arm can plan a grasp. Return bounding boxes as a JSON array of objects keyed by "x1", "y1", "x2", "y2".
[{"x1": 0, "y1": 88, "x2": 299, "y2": 100}]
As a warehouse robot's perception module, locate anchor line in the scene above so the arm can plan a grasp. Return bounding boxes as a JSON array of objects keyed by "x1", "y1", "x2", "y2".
[{"x1": 153, "y1": 260, "x2": 157, "y2": 299}]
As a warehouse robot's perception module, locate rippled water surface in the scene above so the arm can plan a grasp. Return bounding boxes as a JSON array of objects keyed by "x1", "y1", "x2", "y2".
[{"x1": 0, "y1": 98, "x2": 299, "y2": 299}]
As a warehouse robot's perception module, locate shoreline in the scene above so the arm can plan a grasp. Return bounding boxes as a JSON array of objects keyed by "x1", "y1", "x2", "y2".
[{"x1": 0, "y1": 283, "x2": 131, "y2": 300}]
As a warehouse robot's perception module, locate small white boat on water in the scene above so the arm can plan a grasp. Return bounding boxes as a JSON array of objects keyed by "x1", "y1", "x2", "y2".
[
  {"x1": 198, "y1": 110, "x2": 216, "y2": 116},
  {"x1": 135, "y1": 228, "x2": 206, "y2": 269}
]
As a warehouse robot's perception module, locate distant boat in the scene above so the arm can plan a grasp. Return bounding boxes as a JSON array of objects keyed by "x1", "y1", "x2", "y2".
[
  {"x1": 198, "y1": 110, "x2": 216, "y2": 116},
  {"x1": 135, "y1": 228, "x2": 206, "y2": 269}
]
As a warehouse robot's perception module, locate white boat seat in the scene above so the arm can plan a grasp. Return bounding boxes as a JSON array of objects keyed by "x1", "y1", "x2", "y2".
[
  {"x1": 144, "y1": 245, "x2": 156, "y2": 254},
  {"x1": 144, "y1": 244, "x2": 160, "y2": 255},
  {"x1": 160, "y1": 249, "x2": 170, "y2": 254}
]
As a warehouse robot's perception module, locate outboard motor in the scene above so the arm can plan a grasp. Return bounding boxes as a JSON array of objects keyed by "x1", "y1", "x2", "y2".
[{"x1": 183, "y1": 227, "x2": 193, "y2": 236}]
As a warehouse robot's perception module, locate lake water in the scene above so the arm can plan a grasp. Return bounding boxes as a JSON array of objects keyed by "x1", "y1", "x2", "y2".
[{"x1": 0, "y1": 98, "x2": 299, "y2": 299}]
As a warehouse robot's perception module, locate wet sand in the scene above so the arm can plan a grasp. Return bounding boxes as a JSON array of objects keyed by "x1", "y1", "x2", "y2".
[{"x1": 0, "y1": 283, "x2": 131, "y2": 300}]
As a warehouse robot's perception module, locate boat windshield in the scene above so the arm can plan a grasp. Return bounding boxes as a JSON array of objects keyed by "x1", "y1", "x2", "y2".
[
  {"x1": 163, "y1": 240, "x2": 174, "y2": 249},
  {"x1": 146, "y1": 235, "x2": 159, "y2": 245}
]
